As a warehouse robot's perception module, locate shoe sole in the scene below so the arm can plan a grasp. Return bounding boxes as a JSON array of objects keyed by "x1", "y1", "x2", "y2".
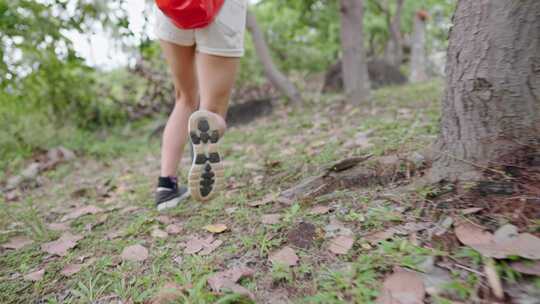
[
  {"x1": 156, "y1": 190, "x2": 190, "y2": 211},
  {"x1": 188, "y1": 110, "x2": 225, "y2": 202}
]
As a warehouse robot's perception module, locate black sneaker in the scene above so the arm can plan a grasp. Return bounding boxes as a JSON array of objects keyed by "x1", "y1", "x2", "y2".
[{"x1": 155, "y1": 177, "x2": 190, "y2": 211}]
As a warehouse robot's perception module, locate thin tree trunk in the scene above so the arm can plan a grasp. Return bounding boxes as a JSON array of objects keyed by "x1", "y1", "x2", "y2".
[
  {"x1": 245, "y1": 10, "x2": 302, "y2": 104},
  {"x1": 383, "y1": 0, "x2": 404, "y2": 66},
  {"x1": 429, "y1": 0, "x2": 540, "y2": 182},
  {"x1": 409, "y1": 11, "x2": 428, "y2": 83},
  {"x1": 340, "y1": 0, "x2": 370, "y2": 104}
]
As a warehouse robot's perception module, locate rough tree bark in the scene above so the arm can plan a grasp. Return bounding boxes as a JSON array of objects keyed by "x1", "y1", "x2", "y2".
[
  {"x1": 383, "y1": 0, "x2": 405, "y2": 66},
  {"x1": 429, "y1": 0, "x2": 540, "y2": 182},
  {"x1": 409, "y1": 10, "x2": 428, "y2": 83},
  {"x1": 245, "y1": 10, "x2": 302, "y2": 104},
  {"x1": 340, "y1": 0, "x2": 371, "y2": 104}
]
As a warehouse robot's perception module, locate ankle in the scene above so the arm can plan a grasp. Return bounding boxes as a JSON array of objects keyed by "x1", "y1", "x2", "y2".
[{"x1": 158, "y1": 176, "x2": 178, "y2": 189}]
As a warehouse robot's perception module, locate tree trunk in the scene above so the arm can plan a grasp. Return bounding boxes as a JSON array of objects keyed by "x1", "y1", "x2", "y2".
[
  {"x1": 429, "y1": 0, "x2": 540, "y2": 182},
  {"x1": 409, "y1": 11, "x2": 428, "y2": 83},
  {"x1": 245, "y1": 10, "x2": 302, "y2": 104},
  {"x1": 383, "y1": 0, "x2": 405, "y2": 66},
  {"x1": 340, "y1": 0, "x2": 371, "y2": 104}
]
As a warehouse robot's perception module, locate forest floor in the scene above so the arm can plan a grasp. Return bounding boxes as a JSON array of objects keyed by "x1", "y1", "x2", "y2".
[{"x1": 1, "y1": 80, "x2": 539, "y2": 304}]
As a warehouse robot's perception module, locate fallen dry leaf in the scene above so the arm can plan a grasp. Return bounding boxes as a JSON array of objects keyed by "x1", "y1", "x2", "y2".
[
  {"x1": 364, "y1": 229, "x2": 396, "y2": 244},
  {"x1": 61, "y1": 263, "x2": 84, "y2": 277},
  {"x1": 269, "y1": 246, "x2": 299, "y2": 266},
  {"x1": 151, "y1": 228, "x2": 169, "y2": 239},
  {"x1": 165, "y1": 224, "x2": 182, "y2": 235},
  {"x1": 455, "y1": 222, "x2": 540, "y2": 259},
  {"x1": 2, "y1": 236, "x2": 33, "y2": 250},
  {"x1": 156, "y1": 215, "x2": 173, "y2": 225},
  {"x1": 261, "y1": 214, "x2": 281, "y2": 225},
  {"x1": 47, "y1": 222, "x2": 70, "y2": 232},
  {"x1": 61, "y1": 258, "x2": 96, "y2": 277},
  {"x1": 248, "y1": 194, "x2": 275, "y2": 207},
  {"x1": 309, "y1": 205, "x2": 331, "y2": 215},
  {"x1": 200, "y1": 239, "x2": 223, "y2": 256},
  {"x1": 509, "y1": 260, "x2": 540, "y2": 276},
  {"x1": 24, "y1": 268, "x2": 45, "y2": 282},
  {"x1": 151, "y1": 282, "x2": 186, "y2": 304},
  {"x1": 204, "y1": 224, "x2": 228, "y2": 234},
  {"x1": 119, "y1": 206, "x2": 140, "y2": 214},
  {"x1": 328, "y1": 235, "x2": 354, "y2": 255},
  {"x1": 61, "y1": 205, "x2": 103, "y2": 222},
  {"x1": 460, "y1": 207, "x2": 484, "y2": 215},
  {"x1": 376, "y1": 269, "x2": 426, "y2": 304},
  {"x1": 121, "y1": 244, "x2": 149, "y2": 262},
  {"x1": 184, "y1": 237, "x2": 205, "y2": 254},
  {"x1": 207, "y1": 266, "x2": 255, "y2": 299},
  {"x1": 41, "y1": 232, "x2": 83, "y2": 256}
]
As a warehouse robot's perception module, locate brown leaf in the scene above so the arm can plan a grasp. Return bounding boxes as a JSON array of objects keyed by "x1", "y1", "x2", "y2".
[
  {"x1": 24, "y1": 268, "x2": 45, "y2": 282},
  {"x1": 261, "y1": 214, "x2": 281, "y2": 225},
  {"x1": 156, "y1": 215, "x2": 173, "y2": 225},
  {"x1": 455, "y1": 222, "x2": 540, "y2": 259},
  {"x1": 184, "y1": 237, "x2": 205, "y2": 254},
  {"x1": 200, "y1": 239, "x2": 223, "y2": 256},
  {"x1": 460, "y1": 207, "x2": 484, "y2": 215},
  {"x1": 41, "y1": 232, "x2": 83, "y2": 256},
  {"x1": 207, "y1": 266, "x2": 255, "y2": 293},
  {"x1": 376, "y1": 269, "x2": 426, "y2": 304},
  {"x1": 309, "y1": 205, "x2": 331, "y2": 215},
  {"x1": 328, "y1": 235, "x2": 354, "y2": 255},
  {"x1": 61, "y1": 263, "x2": 84, "y2": 277},
  {"x1": 165, "y1": 224, "x2": 182, "y2": 235},
  {"x1": 248, "y1": 194, "x2": 275, "y2": 207},
  {"x1": 121, "y1": 244, "x2": 149, "y2": 262},
  {"x1": 2, "y1": 236, "x2": 33, "y2": 250},
  {"x1": 120, "y1": 206, "x2": 140, "y2": 214},
  {"x1": 47, "y1": 222, "x2": 70, "y2": 232},
  {"x1": 151, "y1": 228, "x2": 169, "y2": 239},
  {"x1": 61, "y1": 205, "x2": 103, "y2": 222},
  {"x1": 151, "y1": 282, "x2": 186, "y2": 304},
  {"x1": 364, "y1": 229, "x2": 396, "y2": 244},
  {"x1": 269, "y1": 246, "x2": 299, "y2": 266},
  {"x1": 509, "y1": 260, "x2": 540, "y2": 276},
  {"x1": 204, "y1": 224, "x2": 228, "y2": 234}
]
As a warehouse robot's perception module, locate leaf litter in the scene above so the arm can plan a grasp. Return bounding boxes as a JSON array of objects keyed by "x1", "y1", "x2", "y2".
[
  {"x1": 454, "y1": 222, "x2": 540, "y2": 259},
  {"x1": 61, "y1": 205, "x2": 103, "y2": 222},
  {"x1": 41, "y1": 232, "x2": 83, "y2": 256},
  {"x1": 269, "y1": 246, "x2": 299, "y2": 266},
  {"x1": 183, "y1": 235, "x2": 222, "y2": 255},
  {"x1": 328, "y1": 235, "x2": 354, "y2": 255},
  {"x1": 376, "y1": 268, "x2": 426, "y2": 304},
  {"x1": 121, "y1": 244, "x2": 149, "y2": 262},
  {"x1": 2, "y1": 236, "x2": 33, "y2": 250},
  {"x1": 207, "y1": 266, "x2": 255, "y2": 299}
]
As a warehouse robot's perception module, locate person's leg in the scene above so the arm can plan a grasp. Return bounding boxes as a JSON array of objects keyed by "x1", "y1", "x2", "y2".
[
  {"x1": 187, "y1": 53, "x2": 239, "y2": 201},
  {"x1": 196, "y1": 53, "x2": 239, "y2": 121},
  {"x1": 159, "y1": 40, "x2": 199, "y2": 178}
]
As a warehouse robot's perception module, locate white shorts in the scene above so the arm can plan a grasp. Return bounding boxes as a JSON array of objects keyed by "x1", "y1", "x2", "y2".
[{"x1": 153, "y1": 0, "x2": 247, "y2": 57}]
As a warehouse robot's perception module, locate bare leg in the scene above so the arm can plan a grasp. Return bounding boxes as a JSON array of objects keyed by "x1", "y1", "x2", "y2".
[
  {"x1": 195, "y1": 53, "x2": 240, "y2": 132},
  {"x1": 159, "y1": 40, "x2": 199, "y2": 178},
  {"x1": 187, "y1": 53, "x2": 239, "y2": 201}
]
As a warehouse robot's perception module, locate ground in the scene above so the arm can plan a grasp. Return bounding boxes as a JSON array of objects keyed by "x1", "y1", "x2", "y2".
[{"x1": 1, "y1": 81, "x2": 539, "y2": 304}]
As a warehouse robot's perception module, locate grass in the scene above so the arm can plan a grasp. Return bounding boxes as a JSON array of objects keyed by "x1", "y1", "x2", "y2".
[{"x1": 0, "y1": 80, "x2": 507, "y2": 303}]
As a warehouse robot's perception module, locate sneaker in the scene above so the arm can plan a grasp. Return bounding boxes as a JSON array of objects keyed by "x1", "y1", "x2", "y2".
[
  {"x1": 188, "y1": 110, "x2": 225, "y2": 201},
  {"x1": 155, "y1": 177, "x2": 190, "y2": 211}
]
